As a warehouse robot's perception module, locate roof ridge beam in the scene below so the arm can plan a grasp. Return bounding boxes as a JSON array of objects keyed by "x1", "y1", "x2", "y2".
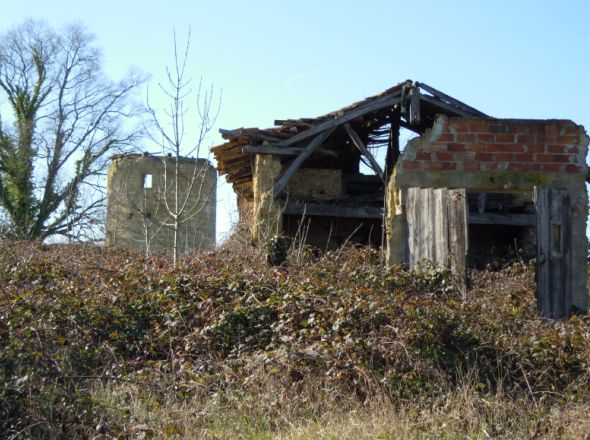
[
  {"x1": 219, "y1": 128, "x2": 284, "y2": 143},
  {"x1": 276, "y1": 92, "x2": 402, "y2": 148},
  {"x1": 416, "y1": 82, "x2": 488, "y2": 117},
  {"x1": 244, "y1": 145, "x2": 337, "y2": 157},
  {"x1": 420, "y1": 95, "x2": 476, "y2": 117}
]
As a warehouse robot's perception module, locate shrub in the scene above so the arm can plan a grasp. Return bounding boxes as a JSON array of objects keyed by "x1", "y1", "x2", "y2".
[{"x1": 0, "y1": 242, "x2": 589, "y2": 437}]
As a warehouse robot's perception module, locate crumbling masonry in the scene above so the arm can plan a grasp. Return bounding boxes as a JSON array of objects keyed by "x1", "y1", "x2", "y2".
[{"x1": 212, "y1": 80, "x2": 588, "y2": 319}]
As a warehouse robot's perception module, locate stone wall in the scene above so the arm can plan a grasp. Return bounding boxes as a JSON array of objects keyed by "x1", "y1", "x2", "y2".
[
  {"x1": 250, "y1": 158, "x2": 377, "y2": 247},
  {"x1": 106, "y1": 155, "x2": 216, "y2": 255},
  {"x1": 288, "y1": 168, "x2": 342, "y2": 200},
  {"x1": 252, "y1": 154, "x2": 283, "y2": 242}
]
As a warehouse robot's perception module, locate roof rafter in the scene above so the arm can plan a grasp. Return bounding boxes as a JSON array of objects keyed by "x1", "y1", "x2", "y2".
[
  {"x1": 276, "y1": 93, "x2": 403, "y2": 148},
  {"x1": 343, "y1": 123, "x2": 384, "y2": 182},
  {"x1": 272, "y1": 127, "x2": 336, "y2": 198},
  {"x1": 212, "y1": 79, "x2": 489, "y2": 199},
  {"x1": 416, "y1": 82, "x2": 488, "y2": 118}
]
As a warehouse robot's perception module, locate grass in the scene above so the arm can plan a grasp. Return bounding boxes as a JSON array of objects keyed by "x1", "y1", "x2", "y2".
[
  {"x1": 87, "y1": 380, "x2": 590, "y2": 439},
  {"x1": 1, "y1": 237, "x2": 589, "y2": 438}
]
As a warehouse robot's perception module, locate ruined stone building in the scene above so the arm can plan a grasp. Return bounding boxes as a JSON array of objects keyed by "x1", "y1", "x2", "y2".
[
  {"x1": 106, "y1": 154, "x2": 216, "y2": 255},
  {"x1": 212, "y1": 80, "x2": 588, "y2": 319}
]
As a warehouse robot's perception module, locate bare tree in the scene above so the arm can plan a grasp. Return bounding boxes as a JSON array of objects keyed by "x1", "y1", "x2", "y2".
[
  {"x1": 141, "y1": 30, "x2": 220, "y2": 266},
  {"x1": 137, "y1": 185, "x2": 164, "y2": 258},
  {"x1": 0, "y1": 20, "x2": 143, "y2": 241}
]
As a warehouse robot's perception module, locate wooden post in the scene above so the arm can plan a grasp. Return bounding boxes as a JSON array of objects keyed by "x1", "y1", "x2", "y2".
[
  {"x1": 409, "y1": 86, "x2": 421, "y2": 126},
  {"x1": 448, "y1": 189, "x2": 468, "y2": 299},
  {"x1": 535, "y1": 187, "x2": 572, "y2": 319},
  {"x1": 385, "y1": 109, "x2": 401, "y2": 176}
]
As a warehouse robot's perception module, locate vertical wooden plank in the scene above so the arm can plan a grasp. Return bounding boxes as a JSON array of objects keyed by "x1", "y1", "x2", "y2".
[
  {"x1": 535, "y1": 187, "x2": 572, "y2": 319},
  {"x1": 550, "y1": 189, "x2": 562, "y2": 318},
  {"x1": 430, "y1": 188, "x2": 439, "y2": 263},
  {"x1": 560, "y1": 190, "x2": 572, "y2": 318},
  {"x1": 441, "y1": 188, "x2": 450, "y2": 266},
  {"x1": 421, "y1": 188, "x2": 432, "y2": 263},
  {"x1": 448, "y1": 189, "x2": 468, "y2": 299},
  {"x1": 409, "y1": 86, "x2": 421, "y2": 125},
  {"x1": 406, "y1": 187, "x2": 418, "y2": 268},
  {"x1": 406, "y1": 187, "x2": 452, "y2": 269},
  {"x1": 407, "y1": 187, "x2": 427, "y2": 269},
  {"x1": 433, "y1": 188, "x2": 449, "y2": 265},
  {"x1": 549, "y1": 188, "x2": 572, "y2": 319},
  {"x1": 403, "y1": 192, "x2": 410, "y2": 265},
  {"x1": 405, "y1": 187, "x2": 469, "y2": 299},
  {"x1": 535, "y1": 186, "x2": 551, "y2": 316}
]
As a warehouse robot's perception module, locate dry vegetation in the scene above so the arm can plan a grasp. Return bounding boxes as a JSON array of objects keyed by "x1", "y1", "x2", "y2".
[{"x1": 1, "y1": 236, "x2": 590, "y2": 439}]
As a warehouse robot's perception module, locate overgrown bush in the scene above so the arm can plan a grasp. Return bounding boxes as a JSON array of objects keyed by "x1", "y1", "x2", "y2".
[{"x1": 0, "y1": 240, "x2": 589, "y2": 438}]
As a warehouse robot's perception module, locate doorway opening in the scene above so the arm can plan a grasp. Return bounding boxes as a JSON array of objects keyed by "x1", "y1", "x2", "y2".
[{"x1": 466, "y1": 192, "x2": 536, "y2": 269}]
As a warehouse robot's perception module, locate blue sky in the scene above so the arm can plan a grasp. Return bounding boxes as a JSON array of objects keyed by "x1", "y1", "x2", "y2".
[{"x1": 1, "y1": 0, "x2": 589, "y2": 240}]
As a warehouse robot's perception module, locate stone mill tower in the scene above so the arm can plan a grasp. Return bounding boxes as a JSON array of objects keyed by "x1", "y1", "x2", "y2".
[{"x1": 106, "y1": 154, "x2": 216, "y2": 255}]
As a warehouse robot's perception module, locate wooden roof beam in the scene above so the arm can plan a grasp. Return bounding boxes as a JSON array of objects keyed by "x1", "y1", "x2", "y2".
[
  {"x1": 343, "y1": 123, "x2": 384, "y2": 182},
  {"x1": 219, "y1": 128, "x2": 284, "y2": 143},
  {"x1": 420, "y1": 95, "x2": 475, "y2": 117},
  {"x1": 284, "y1": 200, "x2": 383, "y2": 219},
  {"x1": 416, "y1": 82, "x2": 489, "y2": 117},
  {"x1": 276, "y1": 93, "x2": 402, "y2": 148},
  {"x1": 244, "y1": 145, "x2": 337, "y2": 157},
  {"x1": 272, "y1": 127, "x2": 336, "y2": 198}
]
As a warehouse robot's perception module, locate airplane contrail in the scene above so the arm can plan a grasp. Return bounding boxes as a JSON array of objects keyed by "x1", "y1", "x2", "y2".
[{"x1": 282, "y1": 68, "x2": 322, "y2": 85}]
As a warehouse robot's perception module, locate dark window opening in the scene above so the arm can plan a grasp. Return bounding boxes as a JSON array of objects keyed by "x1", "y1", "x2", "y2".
[
  {"x1": 467, "y1": 224, "x2": 535, "y2": 270},
  {"x1": 467, "y1": 192, "x2": 536, "y2": 269},
  {"x1": 466, "y1": 191, "x2": 536, "y2": 270}
]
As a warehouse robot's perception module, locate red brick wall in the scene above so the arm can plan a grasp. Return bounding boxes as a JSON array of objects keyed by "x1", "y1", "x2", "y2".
[{"x1": 402, "y1": 117, "x2": 585, "y2": 174}]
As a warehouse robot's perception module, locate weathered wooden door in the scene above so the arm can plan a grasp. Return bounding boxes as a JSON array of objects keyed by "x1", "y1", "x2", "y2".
[
  {"x1": 535, "y1": 187, "x2": 572, "y2": 319},
  {"x1": 405, "y1": 187, "x2": 468, "y2": 296}
]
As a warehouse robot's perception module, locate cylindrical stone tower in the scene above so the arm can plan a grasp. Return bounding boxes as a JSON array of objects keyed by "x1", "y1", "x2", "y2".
[{"x1": 106, "y1": 154, "x2": 216, "y2": 255}]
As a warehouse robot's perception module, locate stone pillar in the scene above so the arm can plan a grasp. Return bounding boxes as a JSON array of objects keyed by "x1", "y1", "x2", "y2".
[
  {"x1": 252, "y1": 154, "x2": 283, "y2": 242},
  {"x1": 385, "y1": 174, "x2": 407, "y2": 266}
]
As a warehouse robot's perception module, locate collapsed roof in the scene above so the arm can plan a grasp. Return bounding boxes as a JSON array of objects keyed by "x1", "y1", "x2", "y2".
[{"x1": 212, "y1": 79, "x2": 488, "y2": 199}]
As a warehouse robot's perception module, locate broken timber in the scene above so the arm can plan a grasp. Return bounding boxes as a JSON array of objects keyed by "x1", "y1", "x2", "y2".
[
  {"x1": 272, "y1": 127, "x2": 336, "y2": 198},
  {"x1": 276, "y1": 94, "x2": 402, "y2": 148},
  {"x1": 468, "y1": 212, "x2": 535, "y2": 225},
  {"x1": 343, "y1": 123, "x2": 384, "y2": 181},
  {"x1": 212, "y1": 79, "x2": 588, "y2": 321},
  {"x1": 244, "y1": 145, "x2": 338, "y2": 157},
  {"x1": 415, "y1": 82, "x2": 489, "y2": 118}
]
